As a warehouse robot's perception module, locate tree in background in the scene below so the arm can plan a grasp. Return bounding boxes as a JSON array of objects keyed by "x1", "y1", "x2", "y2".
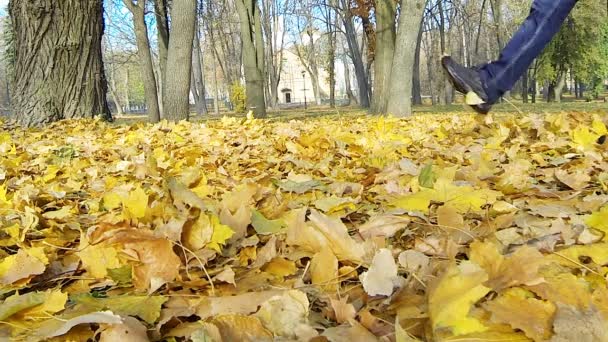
[
  {"x1": 122, "y1": 0, "x2": 161, "y2": 123},
  {"x1": 8, "y1": 0, "x2": 111, "y2": 127},
  {"x1": 235, "y1": 0, "x2": 267, "y2": 117},
  {"x1": 537, "y1": 0, "x2": 608, "y2": 102},
  {"x1": 163, "y1": 0, "x2": 197, "y2": 121}
]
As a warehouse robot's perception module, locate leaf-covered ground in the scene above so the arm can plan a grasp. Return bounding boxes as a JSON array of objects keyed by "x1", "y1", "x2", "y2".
[{"x1": 1, "y1": 111, "x2": 608, "y2": 341}]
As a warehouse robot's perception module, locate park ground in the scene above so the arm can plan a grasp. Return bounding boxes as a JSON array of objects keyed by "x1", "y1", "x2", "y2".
[{"x1": 1, "y1": 98, "x2": 608, "y2": 341}]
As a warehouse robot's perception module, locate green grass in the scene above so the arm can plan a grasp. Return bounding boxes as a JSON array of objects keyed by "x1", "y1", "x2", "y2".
[{"x1": 113, "y1": 98, "x2": 608, "y2": 125}]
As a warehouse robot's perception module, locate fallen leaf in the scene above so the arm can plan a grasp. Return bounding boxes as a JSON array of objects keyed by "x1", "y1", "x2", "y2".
[
  {"x1": 330, "y1": 297, "x2": 357, "y2": 324},
  {"x1": 73, "y1": 294, "x2": 167, "y2": 324},
  {"x1": 251, "y1": 209, "x2": 287, "y2": 235},
  {"x1": 360, "y1": 248, "x2": 401, "y2": 297},
  {"x1": 99, "y1": 316, "x2": 149, "y2": 342},
  {"x1": 484, "y1": 287, "x2": 555, "y2": 341},
  {"x1": 550, "y1": 304, "x2": 608, "y2": 342},
  {"x1": 310, "y1": 248, "x2": 339, "y2": 292},
  {"x1": 0, "y1": 248, "x2": 47, "y2": 285},
  {"x1": 428, "y1": 262, "x2": 490, "y2": 337}
]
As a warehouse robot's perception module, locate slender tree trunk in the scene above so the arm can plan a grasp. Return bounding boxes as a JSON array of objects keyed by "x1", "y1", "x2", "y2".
[
  {"x1": 387, "y1": 0, "x2": 425, "y2": 117},
  {"x1": 343, "y1": 53, "x2": 356, "y2": 105},
  {"x1": 438, "y1": 0, "x2": 452, "y2": 105},
  {"x1": 235, "y1": 0, "x2": 267, "y2": 117},
  {"x1": 192, "y1": 30, "x2": 208, "y2": 116},
  {"x1": 371, "y1": 0, "x2": 397, "y2": 114},
  {"x1": 155, "y1": 0, "x2": 170, "y2": 86},
  {"x1": 124, "y1": 69, "x2": 130, "y2": 111},
  {"x1": 412, "y1": 17, "x2": 424, "y2": 106},
  {"x1": 211, "y1": 50, "x2": 221, "y2": 115},
  {"x1": 9, "y1": 0, "x2": 111, "y2": 126},
  {"x1": 554, "y1": 72, "x2": 567, "y2": 103},
  {"x1": 343, "y1": 14, "x2": 370, "y2": 107},
  {"x1": 522, "y1": 70, "x2": 529, "y2": 103},
  {"x1": 123, "y1": 0, "x2": 161, "y2": 123},
  {"x1": 163, "y1": 0, "x2": 197, "y2": 121}
]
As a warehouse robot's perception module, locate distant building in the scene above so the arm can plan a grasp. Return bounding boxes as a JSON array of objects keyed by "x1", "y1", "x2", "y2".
[{"x1": 276, "y1": 48, "x2": 352, "y2": 106}]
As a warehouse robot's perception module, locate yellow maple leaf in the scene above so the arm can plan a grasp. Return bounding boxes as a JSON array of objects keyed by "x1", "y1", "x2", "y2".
[
  {"x1": 207, "y1": 214, "x2": 234, "y2": 252},
  {"x1": 123, "y1": 186, "x2": 148, "y2": 219},
  {"x1": 586, "y1": 207, "x2": 608, "y2": 238},
  {"x1": 183, "y1": 213, "x2": 213, "y2": 250},
  {"x1": 77, "y1": 239, "x2": 121, "y2": 278},
  {"x1": 571, "y1": 126, "x2": 600, "y2": 151},
  {"x1": 592, "y1": 115, "x2": 608, "y2": 135},
  {"x1": 102, "y1": 192, "x2": 123, "y2": 210},
  {"x1": 20, "y1": 290, "x2": 68, "y2": 319},
  {"x1": 42, "y1": 165, "x2": 61, "y2": 183},
  {"x1": 484, "y1": 287, "x2": 555, "y2": 341},
  {"x1": 262, "y1": 257, "x2": 297, "y2": 278},
  {"x1": 429, "y1": 262, "x2": 490, "y2": 337}
]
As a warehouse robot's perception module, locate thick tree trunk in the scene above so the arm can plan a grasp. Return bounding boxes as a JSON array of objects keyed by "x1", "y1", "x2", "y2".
[
  {"x1": 163, "y1": 0, "x2": 197, "y2": 121},
  {"x1": 386, "y1": 0, "x2": 425, "y2": 117},
  {"x1": 124, "y1": 0, "x2": 161, "y2": 123},
  {"x1": 343, "y1": 10, "x2": 370, "y2": 108},
  {"x1": 9, "y1": 0, "x2": 111, "y2": 127},
  {"x1": 211, "y1": 52, "x2": 221, "y2": 115},
  {"x1": 235, "y1": 0, "x2": 267, "y2": 117},
  {"x1": 371, "y1": 0, "x2": 397, "y2": 114},
  {"x1": 412, "y1": 17, "x2": 424, "y2": 106}
]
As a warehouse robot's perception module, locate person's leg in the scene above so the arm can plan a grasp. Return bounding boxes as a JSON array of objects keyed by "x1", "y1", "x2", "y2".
[{"x1": 479, "y1": 0, "x2": 578, "y2": 103}]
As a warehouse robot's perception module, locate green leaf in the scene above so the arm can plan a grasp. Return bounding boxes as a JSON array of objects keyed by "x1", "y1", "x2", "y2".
[
  {"x1": 0, "y1": 291, "x2": 46, "y2": 320},
  {"x1": 72, "y1": 294, "x2": 168, "y2": 324},
  {"x1": 419, "y1": 163, "x2": 436, "y2": 188},
  {"x1": 107, "y1": 265, "x2": 133, "y2": 286},
  {"x1": 251, "y1": 209, "x2": 287, "y2": 235}
]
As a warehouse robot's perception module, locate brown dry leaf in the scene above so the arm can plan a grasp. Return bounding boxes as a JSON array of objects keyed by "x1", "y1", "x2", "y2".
[
  {"x1": 484, "y1": 287, "x2": 555, "y2": 341},
  {"x1": 99, "y1": 316, "x2": 149, "y2": 342},
  {"x1": 322, "y1": 319, "x2": 379, "y2": 342},
  {"x1": 554, "y1": 169, "x2": 590, "y2": 190},
  {"x1": 469, "y1": 240, "x2": 546, "y2": 291},
  {"x1": 109, "y1": 230, "x2": 180, "y2": 293},
  {"x1": 195, "y1": 291, "x2": 284, "y2": 319},
  {"x1": 330, "y1": 297, "x2": 357, "y2": 324},
  {"x1": 0, "y1": 248, "x2": 47, "y2": 285},
  {"x1": 528, "y1": 265, "x2": 593, "y2": 309},
  {"x1": 211, "y1": 314, "x2": 273, "y2": 342},
  {"x1": 213, "y1": 267, "x2": 236, "y2": 286},
  {"x1": 310, "y1": 247, "x2": 339, "y2": 292},
  {"x1": 550, "y1": 304, "x2": 608, "y2": 342}
]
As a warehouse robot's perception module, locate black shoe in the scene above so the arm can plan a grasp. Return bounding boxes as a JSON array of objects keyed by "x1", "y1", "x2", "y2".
[{"x1": 441, "y1": 56, "x2": 492, "y2": 115}]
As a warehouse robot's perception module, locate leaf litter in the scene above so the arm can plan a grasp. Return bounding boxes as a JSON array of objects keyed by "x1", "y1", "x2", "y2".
[{"x1": 0, "y1": 112, "x2": 607, "y2": 341}]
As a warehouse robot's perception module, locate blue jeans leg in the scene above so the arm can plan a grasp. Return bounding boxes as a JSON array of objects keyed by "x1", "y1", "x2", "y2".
[{"x1": 479, "y1": 0, "x2": 578, "y2": 104}]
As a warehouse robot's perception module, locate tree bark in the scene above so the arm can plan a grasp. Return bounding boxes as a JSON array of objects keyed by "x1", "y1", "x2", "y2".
[
  {"x1": 163, "y1": 0, "x2": 197, "y2": 121},
  {"x1": 123, "y1": 0, "x2": 161, "y2": 123},
  {"x1": 235, "y1": 0, "x2": 267, "y2": 117},
  {"x1": 154, "y1": 0, "x2": 170, "y2": 84},
  {"x1": 371, "y1": 0, "x2": 397, "y2": 114},
  {"x1": 387, "y1": 0, "x2": 425, "y2": 117},
  {"x1": 9, "y1": 0, "x2": 111, "y2": 127},
  {"x1": 521, "y1": 70, "x2": 529, "y2": 104},
  {"x1": 553, "y1": 72, "x2": 567, "y2": 103},
  {"x1": 412, "y1": 17, "x2": 424, "y2": 106},
  {"x1": 342, "y1": 7, "x2": 370, "y2": 108}
]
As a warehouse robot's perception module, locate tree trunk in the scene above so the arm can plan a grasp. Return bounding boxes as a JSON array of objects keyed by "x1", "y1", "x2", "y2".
[
  {"x1": 163, "y1": 0, "x2": 197, "y2": 121},
  {"x1": 235, "y1": 0, "x2": 267, "y2": 117},
  {"x1": 343, "y1": 13, "x2": 370, "y2": 108},
  {"x1": 521, "y1": 70, "x2": 529, "y2": 104},
  {"x1": 412, "y1": 17, "x2": 424, "y2": 106},
  {"x1": 371, "y1": 0, "x2": 397, "y2": 114},
  {"x1": 343, "y1": 53, "x2": 356, "y2": 105},
  {"x1": 123, "y1": 0, "x2": 161, "y2": 123},
  {"x1": 9, "y1": 0, "x2": 111, "y2": 127},
  {"x1": 155, "y1": 0, "x2": 170, "y2": 86},
  {"x1": 387, "y1": 0, "x2": 425, "y2": 117},
  {"x1": 554, "y1": 72, "x2": 566, "y2": 103},
  {"x1": 192, "y1": 30, "x2": 208, "y2": 116}
]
